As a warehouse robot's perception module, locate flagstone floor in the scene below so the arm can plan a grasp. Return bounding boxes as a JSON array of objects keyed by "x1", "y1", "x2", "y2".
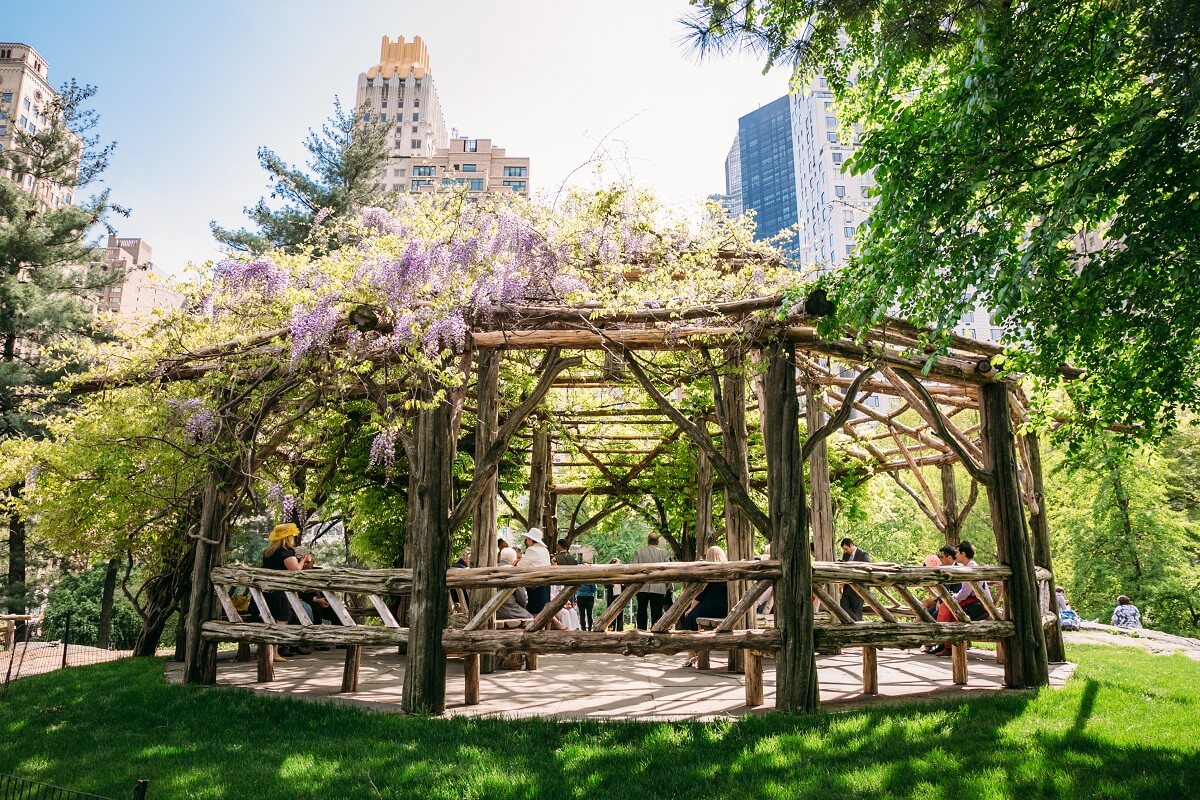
[{"x1": 166, "y1": 645, "x2": 1075, "y2": 721}]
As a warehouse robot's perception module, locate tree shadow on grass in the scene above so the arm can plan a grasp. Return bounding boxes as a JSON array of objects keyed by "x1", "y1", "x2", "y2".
[{"x1": 0, "y1": 655, "x2": 1197, "y2": 800}]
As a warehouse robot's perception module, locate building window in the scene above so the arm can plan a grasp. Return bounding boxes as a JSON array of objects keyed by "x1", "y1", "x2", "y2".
[
  {"x1": 502, "y1": 180, "x2": 526, "y2": 193},
  {"x1": 397, "y1": 114, "x2": 404, "y2": 122},
  {"x1": 0, "y1": 125, "x2": 6, "y2": 136},
  {"x1": 381, "y1": 101, "x2": 388, "y2": 108},
  {"x1": 461, "y1": 163, "x2": 477, "y2": 172},
  {"x1": 832, "y1": 152, "x2": 843, "y2": 164},
  {"x1": 846, "y1": 244, "x2": 854, "y2": 255},
  {"x1": 827, "y1": 132, "x2": 839, "y2": 143},
  {"x1": 412, "y1": 165, "x2": 435, "y2": 176},
  {"x1": 411, "y1": 112, "x2": 419, "y2": 122},
  {"x1": 844, "y1": 226, "x2": 855, "y2": 237},
  {"x1": 411, "y1": 139, "x2": 423, "y2": 149},
  {"x1": 22, "y1": 98, "x2": 30, "y2": 111},
  {"x1": 844, "y1": 210, "x2": 853, "y2": 222},
  {"x1": 503, "y1": 166, "x2": 526, "y2": 177},
  {"x1": 19, "y1": 115, "x2": 28, "y2": 129},
  {"x1": 0, "y1": 49, "x2": 10, "y2": 59},
  {"x1": 414, "y1": 98, "x2": 420, "y2": 107},
  {"x1": 824, "y1": 101, "x2": 833, "y2": 111},
  {"x1": 411, "y1": 179, "x2": 433, "y2": 189},
  {"x1": 835, "y1": 185, "x2": 846, "y2": 197},
  {"x1": 465, "y1": 139, "x2": 478, "y2": 152},
  {"x1": 392, "y1": 183, "x2": 403, "y2": 191},
  {"x1": 378, "y1": 114, "x2": 388, "y2": 123},
  {"x1": 411, "y1": 125, "x2": 418, "y2": 133},
  {"x1": 1, "y1": 92, "x2": 11, "y2": 102},
  {"x1": 392, "y1": 168, "x2": 403, "y2": 176}
]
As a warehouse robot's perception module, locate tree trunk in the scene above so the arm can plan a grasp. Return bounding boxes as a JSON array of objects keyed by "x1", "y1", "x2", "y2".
[
  {"x1": 528, "y1": 424, "x2": 551, "y2": 533},
  {"x1": 97, "y1": 557, "x2": 120, "y2": 649},
  {"x1": 695, "y1": 447, "x2": 714, "y2": 556},
  {"x1": 183, "y1": 472, "x2": 224, "y2": 685},
  {"x1": 979, "y1": 383, "x2": 1049, "y2": 689},
  {"x1": 469, "y1": 349, "x2": 500, "y2": 674},
  {"x1": 804, "y1": 382, "x2": 835, "y2": 562},
  {"x1": 763, "y1": 339, "x2": 818, "y2": 712},
  {"x1": 402, "y1": 390, "x2": 455, "y2": 715},
  {"x1": 940, "y1": 462, "x2": 962, "y2": 546},
  {"x1": 1023, "y1": 431, "x2": 1066, "y2": 662},
  {"x1": 5, "y1": 483, "x2": 27, "y2": 636}
]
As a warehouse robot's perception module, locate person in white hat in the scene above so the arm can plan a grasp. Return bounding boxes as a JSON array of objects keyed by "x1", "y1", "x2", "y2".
[{"x1": 521, "y1": 528, "x2": 552, "y2": 613}]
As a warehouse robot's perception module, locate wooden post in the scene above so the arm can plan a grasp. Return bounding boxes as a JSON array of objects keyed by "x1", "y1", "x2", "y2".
[
  {"x1": 341, "y1": 645, "x2": 361, "y2": 693},
  {"x1": 401, "y1": 390, "x2": 455, "y2": 715},
  {"x1": 862, "y1": 647, "x2": 878, "y2": 695},
  {"x1": 464, "y1": 652, "x2": 481, "y2": 705},
  {"x1": 469, "y1": 349, "x2": 501, "y2": 675},
  {"x1": 951, "y1": 643, "x2": 968, "y2": 685},
  {"x1": 744, "y1": 650, "x2": 764, "y2": 706},
  {"x1": 256, "y1": 644, "x2": 274, "y2": 682},
  {"x1": 528, "y1": 424, "x2": 551, "y2": 532},
  {"x1": 979, "y1": 383, "x2": 1049, "y2": 689},
  {"x1": 695, "y1": 448, "x2": 714, "y2": 555},
  {"x1": 717, "y1": 351, "x2": 753, "y2": 673},
  {"x1": 805, "y1": 380, "x2": 836, "y2": 562},
  {"x1": 762, "y1": 338, "x2": 819, "y2": 712},
  {"x1": 940, "y1": 462, "x2": 962, "y2": 547},
  {"x1": 1024, "y1": 431, "x2": 1066, "y2": 663}
]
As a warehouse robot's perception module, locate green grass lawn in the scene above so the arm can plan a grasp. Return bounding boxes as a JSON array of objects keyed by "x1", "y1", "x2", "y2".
[{"x1": 2, "y1": 645, "x2": 1198, "y2": 799}]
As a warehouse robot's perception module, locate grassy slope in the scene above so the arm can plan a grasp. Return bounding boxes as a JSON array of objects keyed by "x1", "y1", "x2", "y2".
[{"x1": 1, "y1": 645, "x2": 1198, "y2": 800}]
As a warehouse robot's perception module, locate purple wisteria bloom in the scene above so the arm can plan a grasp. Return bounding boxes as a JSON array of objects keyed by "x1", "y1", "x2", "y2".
[
  {"x1": 360, "y1": 207, "x2": 406, "y2": 235},
  {"x1": 289, "y1": 298, "x2": 341, "y2": 365},
  {"x1": 369, "y1": 429, "x2": 399, "y2": 469},
  {"x1": 184, "y1": 408, "x2": 218, "y2": 444},
  {"x1": 421, "y1": 310, "x2": 468, "y2": 353},
  {"x1": 213, "y1": 258, "x2": 290, "y2": 299}
]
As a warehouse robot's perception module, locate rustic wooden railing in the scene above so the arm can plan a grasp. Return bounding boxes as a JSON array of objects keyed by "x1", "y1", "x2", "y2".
[{"x1": 203, "y1": 560, "x2": 1056, "y2": 706}]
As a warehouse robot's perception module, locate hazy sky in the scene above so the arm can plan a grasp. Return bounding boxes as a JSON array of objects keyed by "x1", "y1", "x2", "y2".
[{"x1": 6, "y1": 1, "x2": 790, "y2": 277}]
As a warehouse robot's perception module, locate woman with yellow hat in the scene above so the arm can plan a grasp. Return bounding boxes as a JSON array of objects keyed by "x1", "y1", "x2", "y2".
[{"x1": 262, "y1": 523, "x2": 309, "y2": 658}]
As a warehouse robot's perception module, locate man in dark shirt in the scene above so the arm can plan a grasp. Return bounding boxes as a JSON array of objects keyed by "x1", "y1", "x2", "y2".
[
  {"x1": 553, "y1": 539, "x2": 578, "y2": 566},
  {"x1": 839, "y1": 537, "x2": 872, "y2": 621}
]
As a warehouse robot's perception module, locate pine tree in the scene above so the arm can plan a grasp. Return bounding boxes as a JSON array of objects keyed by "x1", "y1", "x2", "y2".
[
  {"x1": 210, "y1": 99, "x2": 390, "y2": 256},
  {"x1": 0, "y1": 80, "x2": 121, "y2": 621}
]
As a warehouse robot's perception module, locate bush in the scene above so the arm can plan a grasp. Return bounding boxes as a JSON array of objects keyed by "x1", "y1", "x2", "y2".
[{"x1": 39, "y1": 563, "x2": 142, "y2": 650}]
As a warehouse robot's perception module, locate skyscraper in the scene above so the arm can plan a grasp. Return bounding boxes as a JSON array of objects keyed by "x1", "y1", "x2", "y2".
[
  {"x1": 0, "y1": 42, "x2": 78, "y2": 209},
  {"x1": 723, "y1": 135, "x2": 742, "y2": 216},
  {"x1": 790, "y1": 75, "x2": 875, "y2": 269},
  {"x1": 734, "y1": 96, "x2": 797, "y2": 244},
  {"x1": 356, "y1": 35, "x2": 449, "y2": 160},
  {"x1": 356, "y1": 36, "x2": 530, "y2": 197}
]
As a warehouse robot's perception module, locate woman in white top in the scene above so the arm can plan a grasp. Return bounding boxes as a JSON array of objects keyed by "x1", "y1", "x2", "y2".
[{"x1": 521, "y1": 528, "x2": 552, "y2": 614}]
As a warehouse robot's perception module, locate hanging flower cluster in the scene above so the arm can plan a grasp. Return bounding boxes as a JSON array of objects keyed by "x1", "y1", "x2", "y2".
[{"x1": 167, "y1": 398, "x2": 219, "y2": 444}]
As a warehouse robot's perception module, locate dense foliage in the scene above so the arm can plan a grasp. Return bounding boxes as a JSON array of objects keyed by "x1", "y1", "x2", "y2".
[
  {"x1": 686, "y1": 0, "x2": 1200, "y2": 437},
  {"x1": 210, "y1": 99, "x2": 391, "y2": 256},
  {"x1": 39, "y1": 562, "x2": 141, "y2": 650}
]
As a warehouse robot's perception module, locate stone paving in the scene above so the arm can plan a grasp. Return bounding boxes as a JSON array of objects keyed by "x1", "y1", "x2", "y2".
[{"x1": 167, "y1": 646, "x2": 1077, "y2": 721}]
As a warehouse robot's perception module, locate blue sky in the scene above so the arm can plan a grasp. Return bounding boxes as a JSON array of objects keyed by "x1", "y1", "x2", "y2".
[{"x1": 6, "y1": 1, "x2": 789, "y2": 277}]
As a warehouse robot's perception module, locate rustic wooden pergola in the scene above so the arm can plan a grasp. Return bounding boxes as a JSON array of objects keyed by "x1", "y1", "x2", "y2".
[{"x1": 170, "y1": 283, "x2": 1066, "y2": 716}]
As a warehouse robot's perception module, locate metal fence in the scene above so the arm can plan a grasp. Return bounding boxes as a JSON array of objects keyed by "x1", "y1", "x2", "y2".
[
  {"x1": 2, "y1": 609, "x2": 137, "y2": 692},
  {"x1": 0, "y1": 773, "x2": 147, "y2": 800}
]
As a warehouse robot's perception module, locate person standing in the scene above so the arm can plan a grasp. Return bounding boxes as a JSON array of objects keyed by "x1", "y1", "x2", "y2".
[
  {"x1": 575, "y1": 581, "x2": 597, "y2": 631},
  {"x1": 521, "y1": 528, "x2": 552, "y2": 614},
  {"x1": 261, "y1": 523, "x2": 307, "y2": 658},
  {"x1": 839, "y1": 537, "x2": 871, "y2": 621},
  {"x1": 679, "y1": 546, "x2": 731, "y2": 667},
  {"x1": 633, "y1": 533, "x2": 673, "y2": 630},
  {"x1": 604, "y1": 558, "x2": 625, "y2": 631}
]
